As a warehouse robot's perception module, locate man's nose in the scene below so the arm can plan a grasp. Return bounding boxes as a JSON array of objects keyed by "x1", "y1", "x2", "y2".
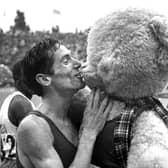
[
  {"x1": 73, "y1": 59, "x2": 82, "y2": 69},
  {"x1": 81, "y1": 62, "x2": 88, "y2": 69}
]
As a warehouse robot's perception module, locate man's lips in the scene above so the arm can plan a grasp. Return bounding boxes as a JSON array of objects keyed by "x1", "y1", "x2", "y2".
[
  {"x1": 75, "y1": 72, "x2": 83, "y2": 78},
  {"x1": 74, "y1": 72, "x2": 86, "y2": 84}
]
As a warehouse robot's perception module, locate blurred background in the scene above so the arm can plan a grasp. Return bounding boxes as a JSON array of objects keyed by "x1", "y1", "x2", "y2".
[{"x1": 0, "y1": 0, "x2": 168, "y2": 107}]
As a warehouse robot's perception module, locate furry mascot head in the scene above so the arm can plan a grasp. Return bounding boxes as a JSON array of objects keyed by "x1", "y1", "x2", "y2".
[{"x1": 83, "y1": 8, "x2": 168, "y2": 101}]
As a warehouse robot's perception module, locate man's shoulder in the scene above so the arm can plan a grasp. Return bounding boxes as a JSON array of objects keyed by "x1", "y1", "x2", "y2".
[
  {"x1": 18, "y1": 114, "x2": 46, "y2": 130},
  {"x1": 18, "y1": 114, "x2": 53, "y2": 139},
  {"x1": 17, "y1": 114, "x2": 54, "y2": 154},
  {"x1": 17, "y1": 115, "x2": 40, "y2": 135}
]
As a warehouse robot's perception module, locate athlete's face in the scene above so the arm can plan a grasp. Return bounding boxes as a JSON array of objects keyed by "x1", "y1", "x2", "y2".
[{"x1": 50, "y1": 45, "x2": 85, "y2": 91}]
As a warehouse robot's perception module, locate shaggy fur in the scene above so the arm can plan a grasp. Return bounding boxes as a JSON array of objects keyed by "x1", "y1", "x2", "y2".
[
  {"x1": 83, "y1": 8, "x2": 168, "y2": 100},
  {"x1": 82, "y1": 8, "x2": 168, "y2": 167},
  {"x1": 128, "y1": 111, "x2": 168, "y2": 167}
]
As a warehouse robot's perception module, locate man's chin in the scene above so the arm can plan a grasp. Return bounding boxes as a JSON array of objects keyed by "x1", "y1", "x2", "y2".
[
  {"x1": 74, "y1": 81, "x2": 85, "y2": 91},
  {"x1": 79, "y1": 82, "x2": 86, "y2": 89}
]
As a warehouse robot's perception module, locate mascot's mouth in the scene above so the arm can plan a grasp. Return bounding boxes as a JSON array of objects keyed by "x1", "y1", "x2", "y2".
[
  {"x1": 82, "y1": 71, "x2": 104, "y2": 89},
  {"x1": 81, "y1": 64, "x2": 104, "y2": 88}
]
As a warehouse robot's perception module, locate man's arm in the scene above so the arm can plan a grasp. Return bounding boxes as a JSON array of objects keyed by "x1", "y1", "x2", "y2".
[
  {"x1": 127, "y1": 110, "x2": 168, "y2": 168},
  {"x1": 17, "y1": 115, "x2": 103, "y2": 168},
  {"x1": 17, "y1": 115, "x2": 64, "y2": 168}
]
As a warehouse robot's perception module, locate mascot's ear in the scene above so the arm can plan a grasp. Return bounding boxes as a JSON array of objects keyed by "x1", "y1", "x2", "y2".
[
  {"x1": 149, "y1": 16, "x2": 168, "y2": 68},
  {"x1": 149, "y1": 16, "x2": 168, "y2": 47}
]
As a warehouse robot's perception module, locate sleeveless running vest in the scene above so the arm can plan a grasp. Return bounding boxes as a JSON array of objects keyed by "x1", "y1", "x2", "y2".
[{"x1": 16, "y1": 111, "x2": 77, "y2": 168}]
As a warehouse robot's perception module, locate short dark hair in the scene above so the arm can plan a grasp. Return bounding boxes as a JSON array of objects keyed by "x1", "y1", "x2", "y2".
[
  {"x1": 22, "y1": 38, "x2": 60, "y2": 97},
  {"x1": 12, "y1": 60, "x2": 22, "y2": 84},
  {"x1": 12, "y1": 60, "x2": 33, "y2": 99}
]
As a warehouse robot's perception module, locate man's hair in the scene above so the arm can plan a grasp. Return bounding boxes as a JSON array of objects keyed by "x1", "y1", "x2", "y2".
[
  {"x1": 12, "y1": 60, "x2": 22, "y2": 83},
  {"x1": 21, "y1": 38, "x2": 60, "y2": 97},
  {"x1": 12, "y1": 60, "x2": 33, "y2": 99}
]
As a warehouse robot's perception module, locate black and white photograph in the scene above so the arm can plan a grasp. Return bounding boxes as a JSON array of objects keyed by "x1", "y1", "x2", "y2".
[{"x1": 1, "y1": 0, "x2": 168, "y2": 168}]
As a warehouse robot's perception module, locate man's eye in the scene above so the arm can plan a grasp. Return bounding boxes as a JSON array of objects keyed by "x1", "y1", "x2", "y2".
[{"x1": 63, "y1": 57, "x2": 70, "y2": 64}]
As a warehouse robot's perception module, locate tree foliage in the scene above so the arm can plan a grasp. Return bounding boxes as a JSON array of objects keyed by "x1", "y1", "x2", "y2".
[{"x1": 11, "y1": 10, "x2": 30, "y2": 32}]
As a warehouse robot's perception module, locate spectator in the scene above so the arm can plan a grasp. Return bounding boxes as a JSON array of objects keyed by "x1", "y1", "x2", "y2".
[{"x1": 0, "y1": 60, "x2": 35, "y2": 168}]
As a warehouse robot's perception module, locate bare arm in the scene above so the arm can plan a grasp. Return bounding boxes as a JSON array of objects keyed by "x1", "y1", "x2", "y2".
[
  {"x1": 127, "y1": 110, "x2": 168, "y2": 168},
  {"x1": 17, "y1": 116, "x2": 64, "y2": 168},
  {"x1": 17, "y1": 121, "x2": 100, "y2": 168}
]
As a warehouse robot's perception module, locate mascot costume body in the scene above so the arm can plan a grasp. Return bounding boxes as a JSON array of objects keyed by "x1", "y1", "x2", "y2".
[{"x1": 80, "y1": 8, "x2": 168, "y2": 168}]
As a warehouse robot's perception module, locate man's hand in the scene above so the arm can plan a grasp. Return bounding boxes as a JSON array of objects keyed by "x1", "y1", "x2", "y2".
[{"x1": 80, "y1": 89, "x2": 113, "y2": 137}]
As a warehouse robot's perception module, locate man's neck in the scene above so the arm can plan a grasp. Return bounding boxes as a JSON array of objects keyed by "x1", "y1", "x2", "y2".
[{"x1": 39, "y1": 89, "x2": 74, "y2": 121}]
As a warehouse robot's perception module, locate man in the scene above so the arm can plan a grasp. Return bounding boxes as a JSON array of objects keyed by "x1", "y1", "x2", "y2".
[{"x1": 16, "y1": 38, "x2": 113, "y2": 168}]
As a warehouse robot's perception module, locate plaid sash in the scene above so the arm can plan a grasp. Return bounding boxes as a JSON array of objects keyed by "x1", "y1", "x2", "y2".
[{"x1": 113, "y1": 97, "x2": 168, "y2": 168}]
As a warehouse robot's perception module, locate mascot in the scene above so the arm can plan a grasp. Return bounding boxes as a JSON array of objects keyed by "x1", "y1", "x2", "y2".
[{"x1": 81, "y1": 8, "x2": 168, "y2": 168}]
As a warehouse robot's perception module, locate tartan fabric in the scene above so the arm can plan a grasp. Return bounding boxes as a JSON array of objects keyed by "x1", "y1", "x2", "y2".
[
  {"x1": 0, "y1": 159, "x2": 17, "y2": 168},
  {"x1": 113, "y1": 97, "x2": 168, "y2": 168}
]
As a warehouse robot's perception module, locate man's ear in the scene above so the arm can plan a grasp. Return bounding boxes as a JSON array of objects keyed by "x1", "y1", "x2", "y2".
[
  {"x1": 149, "y1": 16, "x2": 168, "y2": 68},
  {"x1": 35, "y1": 73, "x2": 52, "y2": 86}
]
